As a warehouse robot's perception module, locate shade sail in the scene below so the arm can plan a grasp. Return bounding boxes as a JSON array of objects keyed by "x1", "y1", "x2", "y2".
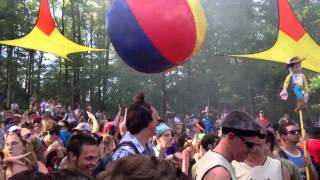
[
  {"x1": 231, "y1": 0, "x2": 320, "y2": 72},
  {"x1": 0, "y1": 0, "x2": 106, "y2": 60}
]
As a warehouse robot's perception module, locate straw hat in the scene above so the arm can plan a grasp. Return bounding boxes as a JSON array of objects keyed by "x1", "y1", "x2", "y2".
[{"x1": 287, "y1": 56, "x2": 305, "y2": 65}]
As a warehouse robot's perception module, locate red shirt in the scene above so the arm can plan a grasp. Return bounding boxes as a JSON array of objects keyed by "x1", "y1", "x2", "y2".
[
  {"x1": 259, "y1": 116, "x2": 270, "y2": 127},
  {"x1": 103, "y1": 122, "x2": 115, "y2": 134},
  {"x1": 307, "y1": 139, "x2": 320, "y2": 165}
]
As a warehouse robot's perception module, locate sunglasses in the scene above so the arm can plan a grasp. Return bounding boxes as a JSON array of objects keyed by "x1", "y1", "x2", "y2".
[
  {"x1": 238, "y1": 136, "x2": 256, "y2": 149},
  {"x1": 288, "y1": 130, "x2": 300, "y2": 135}
]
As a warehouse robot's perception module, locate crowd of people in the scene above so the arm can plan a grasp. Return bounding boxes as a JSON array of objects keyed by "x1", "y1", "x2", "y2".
[{"x1": 0, "y1": 93, "x2": 319, "y2": 180}]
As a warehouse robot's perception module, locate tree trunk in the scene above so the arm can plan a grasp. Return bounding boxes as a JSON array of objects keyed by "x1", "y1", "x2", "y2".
[
  {"x1": 0, "y1": 45, "x2": 2, "y2": 60},
  {"x1": 27, "y1": 50, "x2": 35, "y2": 97},
  {"x1": 61, "y1": 0, "x2": 69, "y2": 84},
  {"x1": 35, "y1": 53, "x2": 43, "y2": 99},
  {"x1": 70, "y1": 0, "x2": 81, "y2": 106},
  {"x1": 6, "y1": 47, "x2": 13, "y2": 108},
  {"x1": 161, "y1": 73, "x2": 167, "y2": 117},
  {"x1": 77, "y1": 3, "x2": 83, "y2": 106},
  {"x1": 247, "y1": 83, "x2": 254, "y2": 117},
  {"x1": 25, "y1": 52, "x2": 29, "y2": 94},
  {"x1": 102, "y1": 38, "x2": 111, "y2": 110}
]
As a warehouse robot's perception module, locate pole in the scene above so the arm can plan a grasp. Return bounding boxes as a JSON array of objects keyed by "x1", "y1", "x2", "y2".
[{"x1": 299, "y1": 110, "x2": 310, "y2": 180}]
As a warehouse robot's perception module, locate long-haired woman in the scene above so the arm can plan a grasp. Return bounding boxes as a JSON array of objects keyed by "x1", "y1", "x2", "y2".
[{"x1": 3, "y1": 126, "x2": 47, "y2": 179}]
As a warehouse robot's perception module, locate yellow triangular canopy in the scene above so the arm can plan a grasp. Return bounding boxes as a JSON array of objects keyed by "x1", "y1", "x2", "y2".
[
  {"x1": 230, "y1": 0, "x2": 320, "y2": 72},
  {"x1": 0, "y1": 0, "x2": 106, "y2": 60}
]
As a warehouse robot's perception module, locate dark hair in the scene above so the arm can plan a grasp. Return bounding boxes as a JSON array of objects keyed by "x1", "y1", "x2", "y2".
[
  {"x1": 92, "y1": 133, "x2": 103, "y2": 145},
  {"x1": 62, "y1": 120, "x2": 72, "y2": 131},
  {"x1": 176, "y1": 134, "x2": 190, "y2": 152},
  {"x1": 12, "y1": 109, "x2": 20, "y2": 114},
  {"x1": 265, "y1": 129, "x2": 276, "y2": 151},
  {"x1": 46, "y1": 169, "x2": 94, "y2": 180},
  {"x1": 108, "y1": 126, "x2": 116, "y2": 136},
  {"x1": 271, "y1": 123, "x2": 280, "y2": 132},
  {"x1": 53, "y1": 114, "x2": 64, "y2": 122},
  {"x1": 27, "y1": 111, "x2": 36, "y2": 117},
  {"x1": 21, "y1": 122, "x2": 35, "y2": 130},
  {"x1": 48, "y1": 124, "x2": 61, "y2": 136},
  {"x1": 67, "y1": 133, "x2": 98, "y2": 157},
  {"x1": 126, "y1": 93, "x2": 154, "y2": 135},
  {"x1": 201, "y1": 134, "x2": 218, "y2": 151},
  {"x1": 277, "y1": 121, "x2": 296, "y2": 136},
  {"x1": 46, "y1": 150, "x2": 58, "y2": 170},
  {"x1": 309, "y1": 127, "x2": 320, "y2": 139},
  {"x1": 4, "y1": 117, "x2": 12, "y2": 127},
  {"x1": 0, "y1": 151, "x2": 4, "y2": 160},
  {"x1": 8, "y1": 170, "x2": 47, "y2": 180},
  {"x1": 158, "y1": 119, "x2": 166, "y2": 124},
  {"x1": 221, "y1": 111, "x2": 261, "y2": 132},
  {"x1": 97, "y1": 155, "x2": 177, "y2": 180},
  {"x1": 73, "y1": 102, "x2": 80, "y2": 110}
]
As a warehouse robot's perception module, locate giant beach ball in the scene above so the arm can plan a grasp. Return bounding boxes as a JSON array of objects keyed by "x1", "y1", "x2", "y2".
[{"x1": 107, "y1": 0, "x2": 207, "y2": 73}]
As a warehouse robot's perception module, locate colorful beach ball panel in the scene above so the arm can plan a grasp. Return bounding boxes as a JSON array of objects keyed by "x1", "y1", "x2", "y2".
[{"x1": 108, "y1": 0, "x2": 207, "y2": 73}]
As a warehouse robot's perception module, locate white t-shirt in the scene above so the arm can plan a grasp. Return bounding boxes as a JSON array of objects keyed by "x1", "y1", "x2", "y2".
[{"x1": 232, "y1": 156, "x2": 283, "y2": 180}]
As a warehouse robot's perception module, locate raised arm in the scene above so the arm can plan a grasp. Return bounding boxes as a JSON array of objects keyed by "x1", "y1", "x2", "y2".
[
  {"x1": 87, "y1": 111, "x2": 99, "y2": 133},
  {"x1": 113, "y1": 104, "x2": 122, "y2": 128}
]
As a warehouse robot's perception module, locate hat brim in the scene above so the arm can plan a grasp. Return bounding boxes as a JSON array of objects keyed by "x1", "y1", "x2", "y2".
[
  {"x1": 156, "y1": 128, "x2": 172, "y2": 137},
  {"x1": 222, "y1": 127, "x2": 262, "y2": 137},
  {"x1": 72, "y1": 128, "x2": 92, "y2": 133},
  {"x1": 287, "y1": 58, "x2": 305, "y2": 65},
  {"x1": 72, "y1": 128, "x2": 82, "y2": 132}
]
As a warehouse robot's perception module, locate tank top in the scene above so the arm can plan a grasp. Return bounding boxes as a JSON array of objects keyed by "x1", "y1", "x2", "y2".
[
  {"x1": 232, "y1": 156, "x2": 283, "y2": 180},
  {"x1": 195, "y1": 151, "x2": 236, "y2": 180},
  {"x1": 284, "y1": 150, "x2": 306, "y2": 179}
]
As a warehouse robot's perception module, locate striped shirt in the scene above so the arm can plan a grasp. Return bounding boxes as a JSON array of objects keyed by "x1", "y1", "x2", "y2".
[{"x1": 111, "y1": 132, "x2": 155, "y2": 161}]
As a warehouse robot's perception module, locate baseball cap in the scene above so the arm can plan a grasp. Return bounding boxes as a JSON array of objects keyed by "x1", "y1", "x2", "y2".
[
  {"x1": 73, "y1": 122, "x2": 92, "y2": 133},
  {"x1": 7, "y1": 125, "x2": 21, "y2": 134},
  {"x1": 155, "y1": 123, "x2": 172, "y2": 137},
  {"x1": 221, "y1": 111, "x2": 262, "y2": 137}
]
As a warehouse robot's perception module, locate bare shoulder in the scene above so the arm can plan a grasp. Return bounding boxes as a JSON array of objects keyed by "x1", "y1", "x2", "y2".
[
  {"x1": 203, "y1": 166, "x2": 231, "y2": 180},
  {"x1": 37, "y1": 161, "x2": 48, "y2": 174},
  {"x1": 182, "y1": 149, "x2": 189, "y2": 156}
]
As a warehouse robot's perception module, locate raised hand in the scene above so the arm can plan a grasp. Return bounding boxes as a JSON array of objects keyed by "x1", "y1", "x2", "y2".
[
  {"x1": 4, "y1": 152, "x2": 31, "y2": 166},
  {"x1": 280, "y1": 90, "x2": 288, "y2": 100}
]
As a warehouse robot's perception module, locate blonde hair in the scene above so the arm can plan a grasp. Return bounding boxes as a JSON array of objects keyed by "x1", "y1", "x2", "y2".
[
  {"x1": 4, "y1": 133, "x2": 37, "y2": 177},
  {"x1": 102, "y1": 134, "x2": 116, "y2": 155},
  {"x1": 41, "y1": 120, "x2": 54, "y2": 136}
]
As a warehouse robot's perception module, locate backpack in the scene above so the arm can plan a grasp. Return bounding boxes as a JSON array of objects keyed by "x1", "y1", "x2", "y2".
[{"x1": 93, "y1": 141, "x2": 140, "y2": 176}]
